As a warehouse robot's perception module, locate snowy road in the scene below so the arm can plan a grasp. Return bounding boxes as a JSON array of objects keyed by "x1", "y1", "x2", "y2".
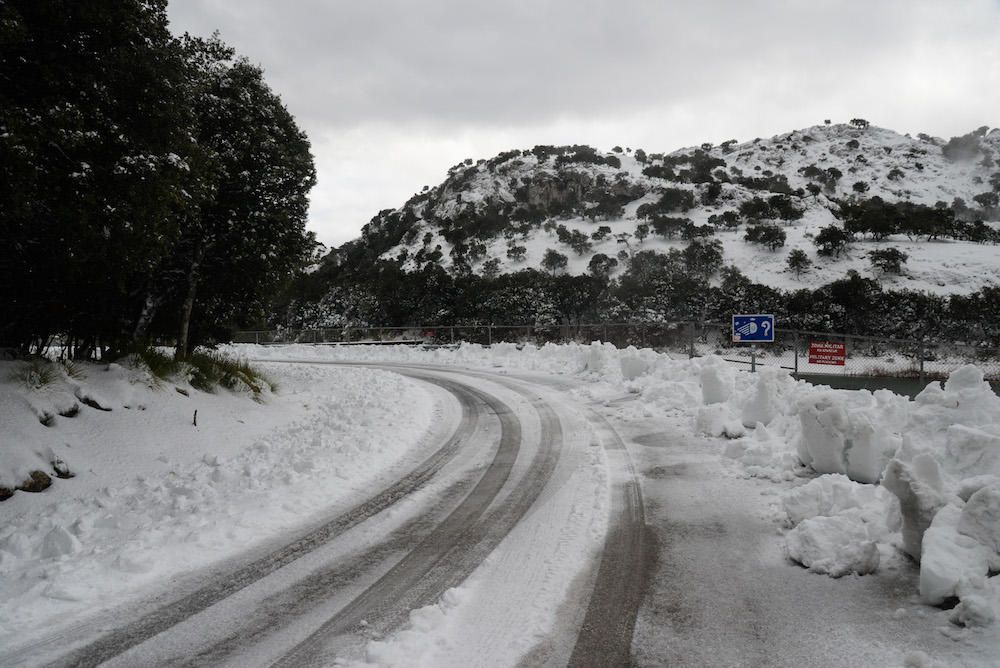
[{"x1": 17, "y1": 364, "x2": 644, "y2": 667}]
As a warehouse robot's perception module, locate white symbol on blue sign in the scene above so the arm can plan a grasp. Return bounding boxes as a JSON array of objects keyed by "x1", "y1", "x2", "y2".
[{"x1": 732, "y1": 314, "x2": 774, "y2": 342}]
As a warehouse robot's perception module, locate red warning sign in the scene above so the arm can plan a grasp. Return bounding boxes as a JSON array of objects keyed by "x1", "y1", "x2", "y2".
[{"x1": 808, "y1": 341, "x2": 846, "y2": 366}]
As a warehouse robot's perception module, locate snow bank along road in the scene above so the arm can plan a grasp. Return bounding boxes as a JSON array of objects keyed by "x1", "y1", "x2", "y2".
[{"x1": 11, "y1": 363, "x2": 647, "y2": 667}]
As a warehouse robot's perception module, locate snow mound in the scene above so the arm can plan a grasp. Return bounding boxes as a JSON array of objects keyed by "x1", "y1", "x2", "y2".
[{"x1": 785, "y1": 513, "x2": 880, "y2": 577}]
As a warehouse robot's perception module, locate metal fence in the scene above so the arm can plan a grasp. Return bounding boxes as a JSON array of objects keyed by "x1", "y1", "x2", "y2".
[{"x1": 233, "y1": 322, "x2": 1000, "y2": 382}]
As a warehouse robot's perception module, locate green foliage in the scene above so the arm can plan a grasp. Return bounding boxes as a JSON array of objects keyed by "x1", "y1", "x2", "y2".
[
  {"x1": 636, "y1": 188, "x2": 696, "y2": 218},
  {"x1": 650, "y1": 216, "x2": 691, "y2": 239},
  {"x1": 942, "y1": 127, "x2": 988, "y2": 161},
  {"x1": 587, "y1": 253, "x2": 618, "y2": 278},
  {"x1": 591, "y1": 226, "x2": 612, "y2": 241},
  {"x1": 186, "y1": 351, "x2": 274, "y2": 397},
  {"x1": 743, "y1": 224, "x2": 786, "y2": 251},
  {"x1": 786, "y1": 249, "x2": 812, "y2": 277},
  {"x1": 132, "y1": 346, "x2": 182, "y2": 381},
  {"x1": 682, "y1": 239, "x2": 724, "y2": 278},
  {"x1": 852, "y1": 180, "x2": 870, "y2": 194},
  {"x1": 10, "y1": 359, "x2": 57, "y2": 390},
  {"x1": 814, "y1": 225, "x2": 853, "y2": 257},
  {"x1": 868, "y1": 247, "x2": 908, "y2": 275},
  {"x1": 541, "y1": 249, "x2": 569, "y2": 275},
  {"x1": 1, "y1": 2, "x2": 317, "y2": 359}
]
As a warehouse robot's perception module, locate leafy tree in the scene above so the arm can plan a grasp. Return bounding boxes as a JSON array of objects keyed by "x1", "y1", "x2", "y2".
[
  {"x1": 743, "y1": 224, "x2": 786, "y2": 251},
  {"x1": 506, "y1": 244, "x2": 527, "y2": 262},
  {"x1": 481, "y1": 257, "x2": 502, "y2": 279},
  {"x1": 852, "y1": 180, "x2": 870, "y2": 194},
  {"x1": 650, "y1": 216, "x2": 690, "y2": 239},
  {"x1": 887, "y1": 167, "x2": 905, "y2": 181},
  {"x1": 849, "y1": 118, "x2": 870, "y2": 129},
  {"x1": 814, "y1": 225, "x2": 853, "y2": 257},
  {"x1": 591, "y1": 225, "x2": 612, "y2": 241},
  {"x1": 634, "y1": 223, "x2": 650, "y2": 243},
  {"x1": 682, "y1": 239, "x2": 724, "y2": 278},
  {"x1": 1, "y1": 0, "x2": 200, "y2": 356},
  {"x1": 541, "y1": 248, "x2": 569, "y2": 275},
  {"x1": 568, "y1": 230, "x2": 593, "y2": 256},
  {"x1": 868, "y1": 247, "x2": 908, "y2": 275},
  {"x1": 587, "y1": 253, "x2": 618, "y2": 279},
  {"x1": 786, "y1": 249, "x2": 812, "y2": 277}
]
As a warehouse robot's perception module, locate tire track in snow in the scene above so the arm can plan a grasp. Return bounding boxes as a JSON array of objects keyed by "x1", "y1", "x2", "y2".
[
  {"x1": 567, "y1": 409, "x2": 653, "y2": 668},
  {"x1": 271, "y1": 366, "x2": 564, "y2": 667},
  {"x1": 476, "y1": 371, "x2": 652, "y2": 667},
  {"x1": 40, "y1": 374, "x2": 482, "y2": 668}
]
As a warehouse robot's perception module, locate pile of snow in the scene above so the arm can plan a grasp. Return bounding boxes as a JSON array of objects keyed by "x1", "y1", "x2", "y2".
[{"x1": 0, "y1": 358, "x2": 434, "y2": 647}]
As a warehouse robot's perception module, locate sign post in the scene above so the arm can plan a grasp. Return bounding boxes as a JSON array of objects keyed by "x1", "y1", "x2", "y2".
[{"x1": 732, "y1": 314, "x2": 775, "y2": 373}]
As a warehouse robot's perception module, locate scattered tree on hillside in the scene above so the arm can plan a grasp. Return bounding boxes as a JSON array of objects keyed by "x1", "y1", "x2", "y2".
[
  {"x1": 743, "y1": 224, "x2": 786, "y2": 251},
  {"x1": 587, "y1": 253, "x2": 618, "y2": 279},
  {"x1": 849, "y1": 118, "x2": 870, "y2": 129},
  {"x1": 541, "y1": 248, "x2": 569, "y2": 275},
  {"x1": 786, "y1": 249, "x2": 812, "y2": 277},
  {"x1": 868, "y1": 248, "x2": 908, "y2": 276},
  {"x1": 635, "y1": 223, "x2": 650, "y2": 243},
  {"x1": 506, "y1": 244, "x2": 527, "y2": 262},
  {"x1": 591, "y1": 225, "x2": 612, "y2": 241},
  {"x1": 814, "y1": 225, "x2": 853, "y2": 258}
]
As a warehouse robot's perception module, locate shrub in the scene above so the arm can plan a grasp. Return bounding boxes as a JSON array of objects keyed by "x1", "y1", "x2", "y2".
[
  {"x1": 506, "y1": 245, "x2": 527, "y2": 261},
  {"x1": 591, "y1": 225, "x2": 612, "y2": 241},
  {"x1": 185, "y1": 351, "x2": 274, "y2": 399},
  {"x1": 744, "y1": 224, "x2": 786, "y2": 251},
  {"x1": 131, "y1": 347, "x2": 181, "y2": 381},
  {"x1": 868, "y1": 247, "x2": 908, "y2": 275},
  {"x1": 11, "y1": 359, "x2": 57, "y2": 390}
]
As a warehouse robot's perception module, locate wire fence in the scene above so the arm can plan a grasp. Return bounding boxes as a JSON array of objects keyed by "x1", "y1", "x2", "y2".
[{"x1": 233, "y1": 322, "x2": 1000, "y2": 382}]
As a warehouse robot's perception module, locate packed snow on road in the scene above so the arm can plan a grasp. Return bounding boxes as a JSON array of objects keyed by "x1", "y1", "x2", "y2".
[{"x1": 2, "y1": 342, "x2": 999, "y2": 666}]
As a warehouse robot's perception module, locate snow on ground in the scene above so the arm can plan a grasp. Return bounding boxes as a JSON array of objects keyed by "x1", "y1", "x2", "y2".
[
  {"x1": 236, "y1": 342, "x2": 1000, "y2": 664},
  {"x1": 0, "y1": 357, "x2": 435, "y2": 648},
  {"x1": 4, "y1": 340, "x2": 999, "y2": 665}
]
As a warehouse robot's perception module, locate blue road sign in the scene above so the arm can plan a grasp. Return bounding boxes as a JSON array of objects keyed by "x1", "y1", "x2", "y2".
[{"x1": 732, "y1": 314, "x2": 775, "y2": 343}]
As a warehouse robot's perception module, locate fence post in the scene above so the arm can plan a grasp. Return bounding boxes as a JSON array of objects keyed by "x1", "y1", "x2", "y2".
[
  {"x1": 488, "y1": 325, "x2": 493, "y2": 346},
  {"x1": 688, "y1": 321, "x2": 696, "y2": 359},
  {"x1": 919, "y1": 342, "x2": 925, "y2": 385},
  {"x1": 450, "y1": 326, "x2": 455, "y2": 344},
  {"x1": 793, "y1": 331, "x2": 799, "y2": 376},
  {"x1": 255, "y1": 331, "x2": 260, "y2": 345},
  {"x1": 751, "y1": 345, "x2": 757, "y2": 373}
]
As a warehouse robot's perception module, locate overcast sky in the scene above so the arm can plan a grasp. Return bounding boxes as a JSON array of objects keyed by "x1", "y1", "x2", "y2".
[{"x1": 167, "y1": 0, "x2": 1000, "y2": 249}]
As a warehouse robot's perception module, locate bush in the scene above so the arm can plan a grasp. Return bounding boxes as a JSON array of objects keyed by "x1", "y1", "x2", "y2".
[
  {"x1": 185, "y1": 351, "x2": 274, "y2": 398},
  {"x1": 744, "y1": 224, "x2": 786, "y2": 251},
  {"x1": 868, "y1": 247, "x2": 908, "y2": 275},
  {"x1": 11, "y1": 359, "x2": 57, "y2": 390}
]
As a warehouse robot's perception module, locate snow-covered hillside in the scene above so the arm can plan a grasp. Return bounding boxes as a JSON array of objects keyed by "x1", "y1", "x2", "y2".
[{"x1": 354, "y1": 122, "x2": 1000, "y2": 295}]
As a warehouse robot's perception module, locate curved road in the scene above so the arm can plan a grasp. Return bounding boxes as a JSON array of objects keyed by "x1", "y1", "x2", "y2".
[{"x1": 12, "y1": 364, "x2": 650, "y2": 667}]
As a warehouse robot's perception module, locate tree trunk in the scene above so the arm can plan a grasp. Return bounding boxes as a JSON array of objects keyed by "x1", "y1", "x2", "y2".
[
  {"x1": 133, "y1": 293, "x2": 163, "y2": 344},
  {"x1": 175, "y1": 242, "x2": 206, "y2": 361}
]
